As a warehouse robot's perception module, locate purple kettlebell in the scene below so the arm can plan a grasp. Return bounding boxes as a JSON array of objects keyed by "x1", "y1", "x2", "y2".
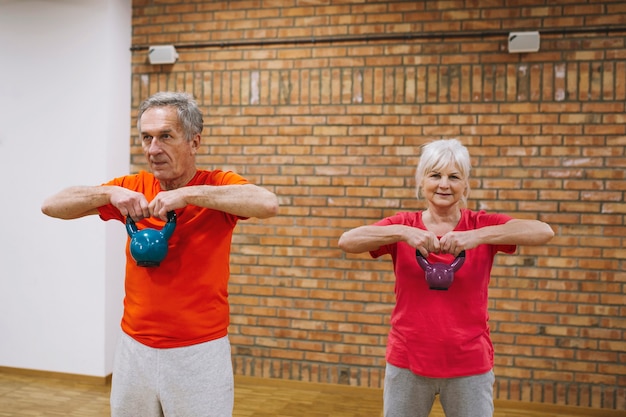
[{"x1": 415, "y1": 250, "x2": 466, "y2": 290}]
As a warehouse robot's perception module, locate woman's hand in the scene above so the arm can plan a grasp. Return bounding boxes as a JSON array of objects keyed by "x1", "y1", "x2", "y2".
[
  {"x1": 438, "y1": 230, "x2": 477, "y2": 256},
  {"x1": 405, "y1": 228, "x2": 441, "y2": 257}
]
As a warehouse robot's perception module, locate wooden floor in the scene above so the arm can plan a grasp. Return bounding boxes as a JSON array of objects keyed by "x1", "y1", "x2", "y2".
[{"x1": 0, "y1": 368, "x2": 624, "y2": 417}]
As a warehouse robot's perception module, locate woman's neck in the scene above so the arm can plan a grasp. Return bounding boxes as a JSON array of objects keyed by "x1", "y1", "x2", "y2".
[
  {"x1": 424, "y1": 207, "x2": 460, "y2": 223},
  {"x1": 422, "y1": 207, "x2": 461, "y2": 235}
]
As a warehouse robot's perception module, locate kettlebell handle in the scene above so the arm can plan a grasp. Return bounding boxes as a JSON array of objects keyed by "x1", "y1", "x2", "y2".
[
  {"x1": 416, "y1": 250, "x2": 466, "y2": 267},
  {"x1": 125, "y1": 211, "x2": 177, "y2": 235}
]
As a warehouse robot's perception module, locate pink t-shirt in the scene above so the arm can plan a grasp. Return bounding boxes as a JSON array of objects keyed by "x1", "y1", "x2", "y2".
[{"x1": 370, "y1": 209, "x2": 516, "y2": 378}]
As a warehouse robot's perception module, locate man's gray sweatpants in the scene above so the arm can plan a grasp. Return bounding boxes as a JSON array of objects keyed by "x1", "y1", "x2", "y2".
[{"x1": 110, "y1": 333, "x2": 234, "y2": 417}]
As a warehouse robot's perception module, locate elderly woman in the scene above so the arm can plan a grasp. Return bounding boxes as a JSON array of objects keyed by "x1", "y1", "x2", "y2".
[{"x1": 338, "y1": 139, "x2": 554, "y2": 417}]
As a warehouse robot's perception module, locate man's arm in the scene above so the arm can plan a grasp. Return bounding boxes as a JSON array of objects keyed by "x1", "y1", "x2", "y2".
[
  {"x1": 41, "y1": 185, "x2": 150, "y2": 220},
  {"x1": 41, "y1": 186, "x2": 110, "y2": 219},
  {"x1": 149, "y1": 184, "x2": 279, "y2": 220}
]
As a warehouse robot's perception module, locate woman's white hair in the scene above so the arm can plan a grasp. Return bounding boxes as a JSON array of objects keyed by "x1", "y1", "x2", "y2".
[{"x1": 415, "y1": 138, "x2": 471, "y2": 205}]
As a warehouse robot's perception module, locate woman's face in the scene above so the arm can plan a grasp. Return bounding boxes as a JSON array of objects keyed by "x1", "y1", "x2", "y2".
[{"x1": 421, "y1": 162, "x2": 467, "y2": 209}]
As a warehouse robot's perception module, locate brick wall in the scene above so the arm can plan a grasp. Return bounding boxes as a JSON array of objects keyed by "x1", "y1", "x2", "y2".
[{"x1": 130, "y1": 0, "x2": 626, "y2": 411}]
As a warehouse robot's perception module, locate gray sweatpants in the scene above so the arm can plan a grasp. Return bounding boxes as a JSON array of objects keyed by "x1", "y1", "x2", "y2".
[
  {"x1": 110, "y1": 333, "x2": 234, "y2": 417},
  {"x1": 383, "y1": 363, "x2": 495, "y2": 417}
]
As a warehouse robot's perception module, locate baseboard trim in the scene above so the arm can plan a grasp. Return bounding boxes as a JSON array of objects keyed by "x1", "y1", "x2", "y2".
[{"x1": 0, "y1": 366, "x2": 111, "y2": 386}]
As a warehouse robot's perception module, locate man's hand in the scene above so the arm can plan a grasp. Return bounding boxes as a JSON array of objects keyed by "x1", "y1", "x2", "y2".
[
  {"x1": 109, "y1": 187, "x2": 150, "y2": 221},
  {"x1": 148, "y1": 189, "x2": 189, "y2": 221}
]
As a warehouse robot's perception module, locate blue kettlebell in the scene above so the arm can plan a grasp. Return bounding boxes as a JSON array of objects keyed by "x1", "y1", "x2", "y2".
[{"x1": 126, "y1": 211, "x2": 177, "y2": 267}]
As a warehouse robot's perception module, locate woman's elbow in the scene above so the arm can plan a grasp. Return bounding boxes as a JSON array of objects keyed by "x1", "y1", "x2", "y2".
[
  {"x1": 542, "y1": 223, "x2": 555, "y2": 242},
  {"x1": 338, "y1": 233, "x2": 362, "y2": 253},
  {"x1": 534, "y1": 221, "x2": 555, "y2": 244},
  {"x1": 338, "y1": 235, "x2": 350, "y2": 252}
]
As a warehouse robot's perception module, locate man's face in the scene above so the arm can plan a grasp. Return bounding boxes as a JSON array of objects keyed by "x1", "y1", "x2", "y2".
[{"x1": 140, "y1": 106, "x2": 199, "y2": 189}]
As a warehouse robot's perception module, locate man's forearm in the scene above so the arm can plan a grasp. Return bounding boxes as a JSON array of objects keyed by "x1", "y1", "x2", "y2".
[
  {"x1": 183, "y1": 184, "x2": 278, "y2": 219},
  {"x1": 41, "y1": 185, "x2": 110, "y2": 219}
]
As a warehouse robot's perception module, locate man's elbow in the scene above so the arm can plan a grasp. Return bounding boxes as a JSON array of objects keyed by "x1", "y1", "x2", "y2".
[
  {"x1": 41, "y1": 201, "x2": 63, "y2": 219},
  {"x1": 257, "y1": 195, "x2": 279, "y2": 219},
  {"x1": 40, "y1": 201, "x2": 95, "y2": 220},
  {"x1": 41, "y1": 203, "x2": 52, "y2": 217}
]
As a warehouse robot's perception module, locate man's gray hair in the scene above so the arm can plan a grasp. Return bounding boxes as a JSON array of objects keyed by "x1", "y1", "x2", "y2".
[{"x1": 137, "y1": 92, "x2": 203, "y2": 141}]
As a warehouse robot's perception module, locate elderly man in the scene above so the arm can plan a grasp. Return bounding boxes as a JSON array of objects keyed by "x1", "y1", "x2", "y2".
[{"x1": 42, "y1": 92, "x2": 279, "y2": 417}]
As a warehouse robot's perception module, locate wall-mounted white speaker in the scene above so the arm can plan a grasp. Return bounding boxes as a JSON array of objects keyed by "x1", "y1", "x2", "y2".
[
  {"x1": 148, "y1": 45, "x2": 179, "y2": 65},
  {"x1": 508, "y1": 31, "x2": 540, "y2": 53}
]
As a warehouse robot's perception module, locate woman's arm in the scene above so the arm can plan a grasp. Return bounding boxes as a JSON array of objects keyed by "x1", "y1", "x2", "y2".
[
  {"x1": 338, "y1": 224, "x2": 440, "y2": 255},
  {"x1": 439, "y1": 219, "x2": 555, "y2": 255},
  {"x1": 473, "y1": 219, "x2": 554, "y2": 246}
]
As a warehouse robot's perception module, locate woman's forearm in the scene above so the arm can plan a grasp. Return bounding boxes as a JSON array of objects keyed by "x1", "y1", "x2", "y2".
[{"x1": 475, "y1": 219, "x2": 554, "y2": 246}]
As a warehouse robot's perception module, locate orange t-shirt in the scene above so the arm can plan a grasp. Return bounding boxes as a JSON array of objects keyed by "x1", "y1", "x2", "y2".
[{"x1": 98, "y1": 169, "x2": 248, "y2": 348}]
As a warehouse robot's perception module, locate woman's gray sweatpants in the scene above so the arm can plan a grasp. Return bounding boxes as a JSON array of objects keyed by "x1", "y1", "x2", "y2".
[
  {"x1": 110, "y1": 333, "x2": 234, "y2": 417},
  {"x1": 383, "y1": 363, "x2": 495, "y2": 417}
]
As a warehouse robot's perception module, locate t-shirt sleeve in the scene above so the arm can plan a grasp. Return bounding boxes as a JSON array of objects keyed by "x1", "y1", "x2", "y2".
[
  {"x1": 208, "y1": 171, "x2": 250, "y2": 221},
  {"x1": 211, "y1": 170, "x2": 249, "y2": 186},
  {"x1": 368, "y1": 213, "x2": 411, "y2": 259},
  {"x1": 476, "y1": 211, "x2": 517, "y2": 255},
  {"x1": 97, "y1": 175, "x2": 139, "y2": 222}
]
